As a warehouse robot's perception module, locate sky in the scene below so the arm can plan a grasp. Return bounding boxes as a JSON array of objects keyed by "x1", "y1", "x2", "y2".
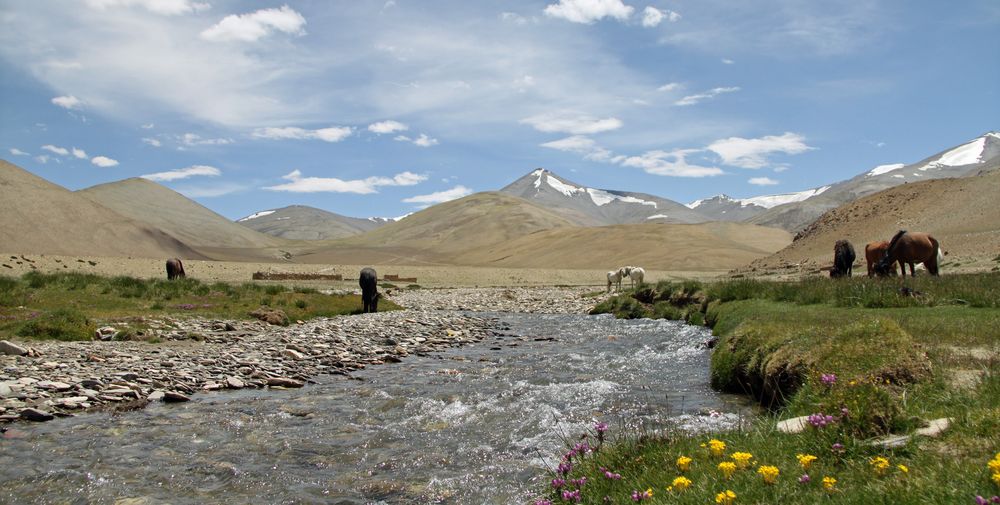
[{"x1": 1, "y1": 0, "x2": 997, "y2": 221}]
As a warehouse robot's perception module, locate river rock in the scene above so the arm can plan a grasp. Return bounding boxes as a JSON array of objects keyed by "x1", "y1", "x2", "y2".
[
  {"x1": 282, "y1": 349, "x2": 307, "y2": 361},
  {"x1": 225, "y1": 376, "x2": 245, "y2": 389},
  {"x1": 266, "y1": 377, "x2": 304, "y2": 388},
  {"x1": 915, "y1": 417, "x2": 951, "y2": 437},
  {"x1": 0, "y1": 340, "x2": 28, "y2": 356},
  {"x1": 776, "y1": 415, "x2": 809, "y2": 434},
  {"x1": 163, "y1": 391, "x2": 190, "y2": 403},
  {"x1": 249, "y1": 307, "x2": 289, "y2": 326},
  {"x1": 20, "y1": 408, "x2": 54, "y2": 422},
  {"x1": 147, "y1": 391, "x2": 165, "y2": 402}
]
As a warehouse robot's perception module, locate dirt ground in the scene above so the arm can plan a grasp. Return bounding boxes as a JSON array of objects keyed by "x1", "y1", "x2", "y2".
[{"x1": 0, "y1": 252, "x2": 729, "y2": 289}]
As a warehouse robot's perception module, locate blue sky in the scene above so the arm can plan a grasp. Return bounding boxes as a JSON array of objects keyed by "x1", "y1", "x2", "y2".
[{"x1": 1, "y1": 0, "x2": 997, "y2": 220}]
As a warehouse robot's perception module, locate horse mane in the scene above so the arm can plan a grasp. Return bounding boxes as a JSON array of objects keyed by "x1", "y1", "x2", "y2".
[{"x1": 885, "y1": 230, "x2": 907, "y2": 256}]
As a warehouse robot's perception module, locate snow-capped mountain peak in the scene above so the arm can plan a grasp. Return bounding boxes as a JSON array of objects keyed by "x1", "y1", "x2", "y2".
[{"x1": 237, "y1": 210, "x2": 276, "y2": 222}]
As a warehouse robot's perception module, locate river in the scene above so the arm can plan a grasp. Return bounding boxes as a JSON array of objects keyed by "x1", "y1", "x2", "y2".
[{"x1": 1, "y1": 312, "x2": 751, "y2": 504}]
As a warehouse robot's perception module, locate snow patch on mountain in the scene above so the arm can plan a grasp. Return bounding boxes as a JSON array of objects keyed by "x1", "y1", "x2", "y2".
[
  {"x1": 918, "y1": 135, "x2": 990, "y2": 170},
  {"x1": 238, "y1": 210, "x2": 276, "y2": 222},
  {"x1": 535, "y1": 169, "x2": 657, "y2": 208},
  {"x1": 646, "y1": 214, "x2": 670, "y2": 220},
  {"x1": 867, "y1": 163, "x2": 904, "y2": 176},
  {"x1": 739, "y1": 186, "x2": 831, "y2": 209}
]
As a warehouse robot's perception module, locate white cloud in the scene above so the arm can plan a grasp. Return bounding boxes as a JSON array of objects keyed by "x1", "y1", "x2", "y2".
[
  {"x1": 41, "y1": 144, "x2": 70, "y2": 156},
  {"x1": 641, "y1": 7, "x2": 678, "y2": 27},
  {"x1": 657, "y1": 82, "x2": 682, "y2": 92},
  {"x1": 35, "y1": 155, "x2": 51, "y2": 164},
  {"x1": 174, "y1": 182, "x2": 249, "y2": 198},
  {"x1": 180, "y1": 133, "x2": 234, "y2": 146},
  {"x1": 521, "y1": 112, "x2": 623, "y2": 135},
  {"x1": 72, "y1": 147, "x2": 88, "y2": 159},
  {"x1": 721, "y1": 58, "x2": 735, "y2": 64},
  {"x1": 142, "y1": 137, "x2": 162, "y2": 147},
  {"x1": 707, "y1": 132, "x2": 814, "y2": 169},
  {"x1": 540, "y1": 135, "x2": 598, "y2": 153},
  {"x1": 85, "y1": 0, "x2": 209, "y2": 16},
  {"x1": 264, "y1": 170, "x2": 428, "y2": 194},
  {"x1": 51, "y1": 95, "x2": 83, "y2": 110},
  {"x1": 501, "y1": 12, "x2": 530, "y2": 25},
  {"x1": 674, "y1": 86, "x2": 740, "y2": 106},
  {"x1": 403, "y1": 185, "x2": 473, "y2": 205},
  {"x1": 748, "y1": 176, "x2": 779, "y2": 186},
  {"x1": 141, "y1": 164, "x2": 221, "y2": 181},
  {"x1": 368, "y1": 120, "x2": 409, "y2": 134},
  {"x1": 620, "y1": 149, "x2": 724, "y2": 177},
  {"x1": 544, "y1": 0, "x2": 634, "y2": 24},
  {"x1": 394, "y1": 133, "x2": 439, "y2": 147},
  {"x1": 91, "y1": 155, "x2": 119, "y2": 167},
  {"x1": 9, "y1": 148, "x2": 29, "y2": 156},
  {"x1": 141, "y1": 123, "x2": 155, "y2": 129},
  {"x1": 201, "y1": 5, "x2": 307, "y2": 43},
  {"x1": 252, "y1": 126, "x2": 353, "y2": 143}
]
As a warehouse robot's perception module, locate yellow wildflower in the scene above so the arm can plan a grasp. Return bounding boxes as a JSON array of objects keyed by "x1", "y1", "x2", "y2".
[
  {"x1": 676, "y1": 455, "x2": 692, "y2": 472},
  {"x1": 758, "y1": 465, "x2": 780, "y2": 484},
  {"x1": 715, "y1": 489, "x2": 736, "y2": 505},
  {"x1": 897, "y1": 464, "x2": 909, "y2": 475},
  {"x1": 718, "y1": 461, "x2": 737, "y2": 479},
  {"x1": 796, "y1": 453, "x2": 817, "y2": 470},
  {"x1": 708, "y1": 439, "x2": 726, "y2": 457},
  {"x1": 671, "y1": 476, "x2": 692, "y2": 491},
  {"x1": 993, "y1": 473, "x2": 1000, "y2": 486},
  {"x1": 870, "y1": 456, "x2": 890, "y2": 476},
  {"x1": 989, "y1": 457, "x2": 1000, "y2": 474},
  {"x1": 822, "y1": 476, "x2": 837, "y2": 493},
  {"x1": 731, "y1": 452, "x2": 753, "y2": 469}
]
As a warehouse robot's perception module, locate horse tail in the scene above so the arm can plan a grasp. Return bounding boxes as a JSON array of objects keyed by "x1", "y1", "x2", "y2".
[
  {"x1": 885, "y1": 229, "x2": 907, "y2": 257},
  {"x1": 932, "y1": 237, "x2": 943, "y2": 275}
]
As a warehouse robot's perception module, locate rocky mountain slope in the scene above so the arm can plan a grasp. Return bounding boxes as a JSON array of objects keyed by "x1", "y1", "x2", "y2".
[
  {"x1": 499, "y1": 168, "x2": 711, "y2": 226},
  {"x1": 237, "y1": 205, "x2": 391, "y2": 240}
]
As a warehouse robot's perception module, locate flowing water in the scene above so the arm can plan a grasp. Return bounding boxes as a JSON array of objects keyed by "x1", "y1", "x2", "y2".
[{"x1": 0, "y1": 313, "x2": 752, "y2": 504}]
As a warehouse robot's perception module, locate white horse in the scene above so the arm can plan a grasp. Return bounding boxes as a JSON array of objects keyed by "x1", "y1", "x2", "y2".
[
  {"x1": 606, "y1": 270, "x2": 623, "y2": 292},
  {"x1": 628, "y1": 266, "x2": 645, "y2": 289}
]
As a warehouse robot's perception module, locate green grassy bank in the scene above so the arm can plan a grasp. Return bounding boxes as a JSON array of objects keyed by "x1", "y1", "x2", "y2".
[
  {"x1": 0, "y1": 271, "x2": 400, "y2": 341},
  {"x1": 535, "y1": 274, "x2": 1000, "y2": 504}
]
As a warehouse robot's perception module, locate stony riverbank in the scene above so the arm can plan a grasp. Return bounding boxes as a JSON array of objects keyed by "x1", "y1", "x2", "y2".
[{"x1": 1, "y1": 287, "x2": 604, "y2": 424}]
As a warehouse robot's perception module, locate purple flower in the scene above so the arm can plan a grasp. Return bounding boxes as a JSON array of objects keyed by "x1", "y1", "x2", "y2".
[
  {"x1": 821, "y1": 373, "x2": 837, "y2": 386},
  {"x1": 595, "y1": 422, "x2": 609, "y2": 433},
  {"x1": 562, "y1": 489, "x2": 582, "y2": 503},
  {"x1": 977, "y1": 496, "x2": 989, "y2": 505},
  {"x1": 600, "y1": 467, "x2": 622, "y2": 480},
  {"x1": 551, "y1": 478, "x2": 566, "y2": 489},
  {"x1": 831, "y1": 442, "x2": 845, "y2": 454},
  {"x1": 808, "y1": 412, "x2": 837, "y2": 428},
  {"x1": 571, "y1": 477, "x2": 587, "y2": 488},
  {"x1": 557, "y1": 462, "x2": 573, "y2": 475},
  {"x1": 798, "y1": 474, "x2": 811, "y2": 484}
]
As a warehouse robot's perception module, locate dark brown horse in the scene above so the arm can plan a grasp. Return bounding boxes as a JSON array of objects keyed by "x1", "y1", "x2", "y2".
[
  {"x1": 865, "y1": 240, "x2": 896, "y2": 278},
  {"x1": 829, "y1": 240, "x2": 856, "y2": 278},
  {"x1": 874, "y1": 230, "x2": 941, "y2": 278},
  {"x1": 166, "y1": 258, "x2": 185, "y2": 280}
]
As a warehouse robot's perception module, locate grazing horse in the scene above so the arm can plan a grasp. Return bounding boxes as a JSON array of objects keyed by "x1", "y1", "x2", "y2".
[
  {"x1": 606, "y1": 270, "x2": 623, "y2": 292},
  {"x1": 829, "y1": 240, "x2": 856, "y2": 278},
  {"x1": 359, "y1": 267, "x2": 380, "y2": 313},
  {"x1": 865, "y1": 241, "x2": 896, "y2": 278},
  {"x1": 165, "y1": 258, "x2": 185, "y2": 280},
  {"x1": 874, "y1": 230, "x2": 941, "y2": 278},
  {"x1": 628, "y1": 266, "x2": 645, "y2": 288}
]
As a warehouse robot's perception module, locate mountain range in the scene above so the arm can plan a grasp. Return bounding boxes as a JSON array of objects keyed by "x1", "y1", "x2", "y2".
[{"x1": 0, "y1": 131, "x2": 996, "y2": 273}]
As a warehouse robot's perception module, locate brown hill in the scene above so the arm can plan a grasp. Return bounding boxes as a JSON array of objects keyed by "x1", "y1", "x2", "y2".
[
  {"x1": 295, "y1": 192, "x2": 791, "y2": 270},
  {"x1": 78, "y1": 177, "x2": 283, "y2": 250},
  {"x1": 741, "y1": 168, "x2": 1000, "y2": 276},
  {"x1": 296, "y1": 192, "x2": 578, "y2": 265},
  {"x1": 457, "y1": 221, "x2": 792, "y2": 270},
  {"x1": 0, "y1": 160, "x2": 204, "y2": 259}
]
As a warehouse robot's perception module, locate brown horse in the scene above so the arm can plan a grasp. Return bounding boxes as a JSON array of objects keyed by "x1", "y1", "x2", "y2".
[
  {"x1": 865, "y1": 240, "x2": 896, "y2": 277},
  {"x1": 874, "y1": 230, "x2": 941, "y2": 278},
  {"x1": 166, "y1": 258, "x2": 185, "y2": 280}
]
